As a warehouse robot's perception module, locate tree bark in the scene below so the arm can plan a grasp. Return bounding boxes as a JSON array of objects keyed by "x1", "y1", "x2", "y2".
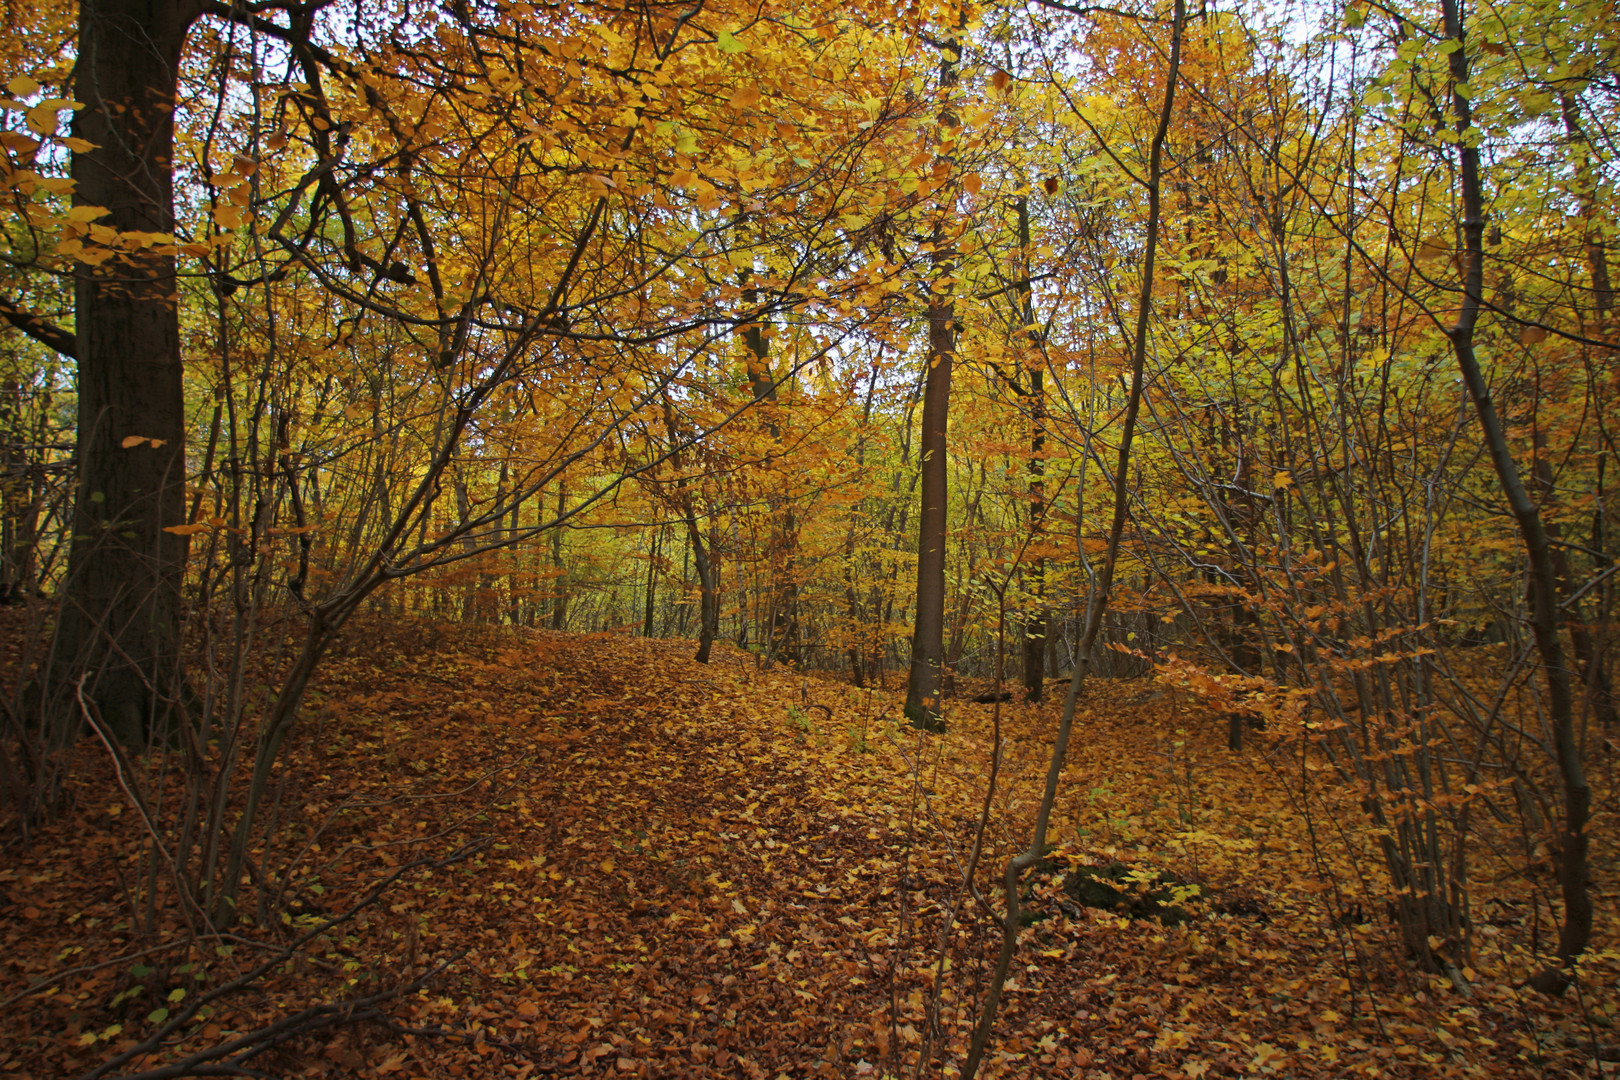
[
  {"x1": 904, "y1": 35, "x2": 961, "y2": 732},
  {"x1": 51, "y1": 0, "x2": 197, "y2": 746}
]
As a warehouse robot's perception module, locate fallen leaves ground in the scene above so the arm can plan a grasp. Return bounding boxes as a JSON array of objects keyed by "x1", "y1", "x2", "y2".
[{"x1": 2, "y1": 620, "x2": 1616, "y2": 1078}]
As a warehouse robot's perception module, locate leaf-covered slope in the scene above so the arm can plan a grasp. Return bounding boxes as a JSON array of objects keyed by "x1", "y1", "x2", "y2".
[{"x1": 2, "y1": 623, "x2": 1613, "y2": 1078}]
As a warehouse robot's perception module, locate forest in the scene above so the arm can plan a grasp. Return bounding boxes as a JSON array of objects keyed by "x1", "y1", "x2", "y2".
[{"x1": 0, "y1": 0, "x2": 1616, "y2": 1075}]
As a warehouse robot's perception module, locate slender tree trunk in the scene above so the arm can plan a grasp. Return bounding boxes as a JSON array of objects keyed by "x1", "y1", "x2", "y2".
[
  {"x1": 550, "y1": 482, "x2": 567, "y2": 631},
  {"x1": 962, "y1": 4, "x2": 1182, "y2": 1071},
  {"x1": 643, "y1": 526, "x2": 659, "y2": 638},
  {"x1": 904, "y1": 35, "x2": 961, "y2": 732},
  {"x1": 1441, "y1": 0, "x2": 1590, "y2": 993},
  {"x1": 53, "y1": 0, "x2": 197, "y2": 747},
  {"x1": 1558, "y1": 92, "x2": 1614, "y2": 322},
  {"x1": 690, "y1": 518, "x2": 718, "y2": 663},
  {"x1": 741, "y1": 305, "x2": 799, "y2": 667},
  {"x1": 1016, "y1": 196, "x2": 1048, "y2": 702},
  {"x1": 661, "y1": 396, "x2": 718, "y2": 662}
]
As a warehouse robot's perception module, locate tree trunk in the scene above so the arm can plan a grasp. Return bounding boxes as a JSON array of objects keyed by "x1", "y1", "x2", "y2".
[
  {"x1": 1558, "y1": 92, "x2": 1614, "y2": 323},
  {"x1": 741, "y1": 308, "x2": 799, "y2": 668},
  {"x1": 550, "y1": 482, "x2": 567, "y2": 631},
  {"x1": 661, "y1": 395, "x2": 718, "y2": 662},
  {"x1": 642, "y1": 525, "x2": 659, "y2": 638},
  {"x1": 1440, "y1": 0, "x2": 1590, "y2": 993},
  {"x1": 52, "y1": 0, "x2": 196, "y2": 746},
  {"x1": 689, "y1": 514, "x2": 718, "y2": 664},
  {"x1": 904, "y1": 37, "x2": 961, "y2": 732},
  {"x1": 1016, "y1": 196, "x2": 1048, "y2": 702}
]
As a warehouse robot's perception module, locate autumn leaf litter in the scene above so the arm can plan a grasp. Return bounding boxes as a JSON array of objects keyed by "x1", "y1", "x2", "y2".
[{"x1": 2, "y1": 624, "x2": 1615, "y2": 1079}]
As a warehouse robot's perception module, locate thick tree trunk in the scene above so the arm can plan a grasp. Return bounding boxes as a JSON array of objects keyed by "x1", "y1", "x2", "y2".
[
  {"x1": 52, "y1": 0, "x2": 196, "y2": 746},
  {"x1": 904, "y1": 38, "x2": 960, "y2": 732}
]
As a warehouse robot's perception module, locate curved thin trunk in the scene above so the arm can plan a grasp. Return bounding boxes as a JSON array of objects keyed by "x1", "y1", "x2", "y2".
[
  {"x1": 962, "y1": 4, "x2": 1183, "y2": 1073},
  {"x1": 1440, "y1": 0, "x2": 1590, "y2": 993}
]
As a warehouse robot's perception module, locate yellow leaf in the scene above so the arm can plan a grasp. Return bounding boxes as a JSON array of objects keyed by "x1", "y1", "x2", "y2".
[
  {"x1": 1415, "y1": 236, "x2": 1450, "y2": 263},
  {"x1": 121, "y1": 435, "x2": 166, "y2": 449},
  {"x1": 25, "y1": 104, "x2": 59, "y2": 135},
  {"x1": 1271, "y1": 470, "x2": 1293, "y2": 490},
  {"x1": 163, "y1": 524, "x2": 211, "y2": 535},
  {"x1": 61, "y1": 137, "x2": 97, "y2": 153},
  {"x1": 599, "y1": 858, "x2": 615, "y2": 874},
  {"x1": 729, "y1": 86, "x2": 762, "y2": 110},
  {"x1": 7, "y1": 75, "x2": 39, "y2": 98},
  {"x1": 66, "y1": 205, "x2": 110, "y2": 223}
]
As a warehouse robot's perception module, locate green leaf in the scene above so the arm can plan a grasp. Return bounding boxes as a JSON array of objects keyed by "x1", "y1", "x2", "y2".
[
  {"x1": 716, "y1": 30, "x2": 746, "y2": 54},
  {"x1": 131, "y1": 964, "x2": 152, "y2": 978},
  {"x1": 147, "y1": 1008, "x2": 169, "y2": 1024},
  {"x1": 167, "y1": 988, "x2": 186, "y2": 1003}
]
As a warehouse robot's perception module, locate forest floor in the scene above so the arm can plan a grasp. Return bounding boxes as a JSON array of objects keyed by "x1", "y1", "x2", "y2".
[{"x1": 2, "y1": 618, "x2": 1618, "y2": 1079}]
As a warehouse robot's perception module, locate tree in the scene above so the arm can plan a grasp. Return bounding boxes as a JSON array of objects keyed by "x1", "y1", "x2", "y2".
[
  {"x1": 904, "y1": 29, "x2": 963, "y2": 732},
  {"x1": 1438, "y1": 0, "x2": 1589, "y2": 993},
  {"x1": 9, "y1": 0, "x2": 196, "y2": 747}
]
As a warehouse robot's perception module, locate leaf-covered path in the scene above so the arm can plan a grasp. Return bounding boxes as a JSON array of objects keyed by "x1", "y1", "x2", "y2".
[{"x1": 3, "y1": 624, "x2": 1614, "y2": 1078}]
